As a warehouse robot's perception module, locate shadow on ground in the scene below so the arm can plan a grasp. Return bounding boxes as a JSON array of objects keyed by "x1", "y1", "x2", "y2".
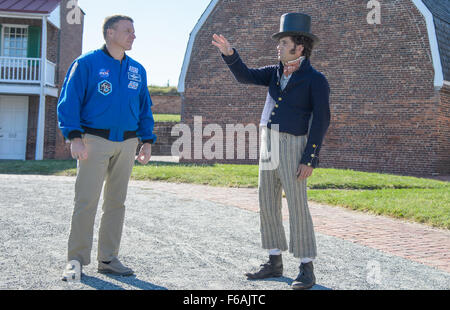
[
  {"x1": 81, "y1": 274, "x2": 168, "y2": 290},
  {"x1": 251, "y1": 276, "x2": 332, "y2": 290}
]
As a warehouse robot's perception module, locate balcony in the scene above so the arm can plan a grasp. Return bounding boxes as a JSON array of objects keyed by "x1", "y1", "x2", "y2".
[{"x1": 0, "y1": 56, "x2": 56, "y2": 86}]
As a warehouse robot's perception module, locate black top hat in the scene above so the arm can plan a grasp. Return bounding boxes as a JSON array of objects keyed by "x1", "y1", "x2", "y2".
[{"x1": 272, "y1": 13, "x2": 319, "y2": 46}]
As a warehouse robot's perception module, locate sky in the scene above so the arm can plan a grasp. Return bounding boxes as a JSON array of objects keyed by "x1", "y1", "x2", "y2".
[{"x1": 77, "y1": 0, "x2": 212, "y2": 87}]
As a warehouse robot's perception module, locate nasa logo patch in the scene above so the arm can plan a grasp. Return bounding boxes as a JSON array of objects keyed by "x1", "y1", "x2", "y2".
[
  {"x1": 98, "y1": 80, "x2": 112, "y2": 96},
  {"x1": 99, "y1": 69, "x2": 110, "y2": 78}
]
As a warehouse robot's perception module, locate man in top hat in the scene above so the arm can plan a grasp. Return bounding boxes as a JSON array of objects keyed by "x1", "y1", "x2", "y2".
[{"x1": 212, "y1": 13, "x2": 330, "y2": 289}]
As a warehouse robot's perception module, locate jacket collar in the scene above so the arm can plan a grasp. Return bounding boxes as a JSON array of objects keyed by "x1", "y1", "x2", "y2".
[{"x1": 101, "y1": 44, "x2": 127, "y2": 62}]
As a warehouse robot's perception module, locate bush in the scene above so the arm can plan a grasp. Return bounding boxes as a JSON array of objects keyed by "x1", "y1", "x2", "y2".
[{"x1": 148, "y1": 85, "x2": 179, "y2": 96}]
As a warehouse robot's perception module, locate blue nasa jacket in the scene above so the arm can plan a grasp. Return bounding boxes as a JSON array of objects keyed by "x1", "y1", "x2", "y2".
[
  {"x1": 57, "y1": 45, "x2": 157, "y2": 144},
  {"x1": 222, "y1": 49, "x2": 330, "y2": 168}
]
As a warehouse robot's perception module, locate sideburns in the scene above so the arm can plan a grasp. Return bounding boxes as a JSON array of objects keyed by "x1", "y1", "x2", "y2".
[{"x1": 289, "y1": 45, "x2": 297, "y2": 55}]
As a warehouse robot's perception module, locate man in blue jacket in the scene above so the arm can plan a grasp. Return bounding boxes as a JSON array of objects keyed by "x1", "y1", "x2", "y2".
[
  {"x1": 212, "y1": 13, "x2": 330, "y2": 290},
  {"x1": 58, "y1": 15, "x2": 156, "y2": 280}
]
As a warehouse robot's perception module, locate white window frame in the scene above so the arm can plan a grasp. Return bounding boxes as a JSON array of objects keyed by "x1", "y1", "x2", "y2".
[
  {"x1": 0, "y1": 24, "x2": 30, "y2": 69},
  {"x1": 0, "y1": 24, "x2": 30, "y2": 58}
]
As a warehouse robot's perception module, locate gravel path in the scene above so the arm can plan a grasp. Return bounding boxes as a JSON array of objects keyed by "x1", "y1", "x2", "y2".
[{"x1": 0, "y1": 174, "x2": 449, "y2": 290}]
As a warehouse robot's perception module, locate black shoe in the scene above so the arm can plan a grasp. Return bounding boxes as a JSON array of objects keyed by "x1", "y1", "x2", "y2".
[
  {"x1": 291, "y1": 262, "x2": 316, "y2": 290},
  {"x1": 245, "y1": 255, "x2": 283, "y2": 280}
]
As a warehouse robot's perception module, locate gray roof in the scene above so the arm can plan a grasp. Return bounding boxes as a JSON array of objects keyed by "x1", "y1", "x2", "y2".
[{"x1": 422, "y1": 0, "x2": 450, "y2": 81}]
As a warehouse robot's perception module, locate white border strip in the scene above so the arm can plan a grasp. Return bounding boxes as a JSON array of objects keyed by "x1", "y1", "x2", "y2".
[
  {"x1": 411, "y1": 0, "x2": 444, "y2": 90},
  {"x1": 178, "y1": 0, "x2": 220, "y2": 93}
]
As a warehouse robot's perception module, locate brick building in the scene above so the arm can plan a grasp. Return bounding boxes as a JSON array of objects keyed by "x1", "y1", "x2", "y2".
[
  {"x1": 178, "y1": 0, "x2": 449, "y2": 176},
  {"x1": 0, "y1": 0, "x2": 84, "y2": 160},
  {"x1": 151, "y1": 94, "x2": 181, "y2": 114}
]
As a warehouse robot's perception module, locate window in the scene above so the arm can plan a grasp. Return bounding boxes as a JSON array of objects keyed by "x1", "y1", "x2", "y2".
[{"x1": 2, "y1": 26, "x2": 28, "y2": 58}]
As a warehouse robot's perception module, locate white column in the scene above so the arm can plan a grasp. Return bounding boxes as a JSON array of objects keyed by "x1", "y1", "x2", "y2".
[{"x1": 35, "y1": 16, "x2": 48, "y2": 160}]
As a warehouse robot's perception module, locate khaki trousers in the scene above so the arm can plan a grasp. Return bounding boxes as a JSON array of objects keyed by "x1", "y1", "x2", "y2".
[
  {"x1": 258, "y1": 126, "x2": 317, "y2": 259},
  {"x1": 67, "y1": 134, "x2": 138, "y2": 265}
]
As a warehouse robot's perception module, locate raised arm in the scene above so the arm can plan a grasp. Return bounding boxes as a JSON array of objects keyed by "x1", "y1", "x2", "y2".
[{"x1": 212, "y1": 34, "x2": 275, "y2": 87}]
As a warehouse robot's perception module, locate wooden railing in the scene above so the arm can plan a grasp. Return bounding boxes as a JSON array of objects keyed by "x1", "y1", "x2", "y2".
[{"x1": 0, "y1": 57, "x2": 56, "y2": 86}]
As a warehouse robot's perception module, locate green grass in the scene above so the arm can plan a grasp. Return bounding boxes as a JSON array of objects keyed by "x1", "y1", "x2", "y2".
[
  {"x1": 132, "y1": 162, "x2": 258, "y2": 187},
  {"x1": 0, "y1": 160, "x2": 448, "y2": 229},
  {"x1": 153, "y1": 114, "x2": 181, "y2": 123},
  {"x1": 308, "y1": 188, "x2": 450, "y2": 229},
  {"x1": 0, "y1": 159, "x2": 77, "y2": 176},
  {"x1": 148, "y1": 85, "x2": 179, "y2": 96},
  {"x1": 307, "y1": 168, "x2": 448, "y2": 190}
]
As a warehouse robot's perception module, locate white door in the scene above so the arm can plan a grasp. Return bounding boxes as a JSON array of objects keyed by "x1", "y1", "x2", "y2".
[{"x1": 0, "y1": 96, "x2": 29, "y2": 160}]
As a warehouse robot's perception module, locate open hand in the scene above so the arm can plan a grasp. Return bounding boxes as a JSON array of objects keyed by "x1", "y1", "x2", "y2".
[{"x1": 212, "y1": 34, "x2": 234, "y2": 56}]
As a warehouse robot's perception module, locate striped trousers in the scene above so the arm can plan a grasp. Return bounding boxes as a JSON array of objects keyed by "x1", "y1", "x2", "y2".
[{"x1": 258, "y1": 126, "x2": 317, "y2": 259}]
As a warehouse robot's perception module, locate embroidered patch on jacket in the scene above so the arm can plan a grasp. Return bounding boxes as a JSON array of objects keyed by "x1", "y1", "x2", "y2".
[
  {"x1": 128, "y1": 81, "x2": 139, "y2": 90},
  {"x1": 128, "y1": 72, "x2": 142, "y2": 82},
  {"x1": 98, "y1": 80, "x2": 112, "y2": 96},
  {"x1": 129, "y1": 66, "x2": 139, "y2": 74},
  {"x1": 99, "y1": 69, "x2": 110, "y2": 78}
]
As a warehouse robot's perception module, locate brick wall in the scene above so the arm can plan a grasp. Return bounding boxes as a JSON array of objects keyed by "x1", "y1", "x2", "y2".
[
  {"x1": 26, "y1": 96, "x2": 38, "y2": 160},
  {"x1": 47, "y1": 22, "x2": 59, "y2": 65},
  {"x1": 57, "y1": 0, "x2": 84, "y2": 87},
  {"x1": 437, "y1": 85, "x2": 450, "y2": 174},
  {"x1": 43, "y1": 96, "x2": 60, "y2": 159},
  {"x1": 140, "y1": 122, "x2": 179, "y2": 156},
  {"x1": 151, "y1": 95, "x2": 181, "y2": 114},
  {"x1": 181, "y1": 0, "x2": 448, "y2": 176},
  {"x1": 26, "y1": 95, "x2": 62, "y2": 160},
  {"x1": 54, "y1": 0, "x2": 85, "y2": 159}
]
